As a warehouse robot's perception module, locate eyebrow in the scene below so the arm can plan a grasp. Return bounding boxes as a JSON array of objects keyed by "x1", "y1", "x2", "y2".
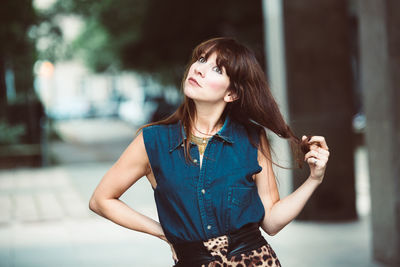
[{"x1": 197, "y1": 51, "x2": 227, "y2": 71}]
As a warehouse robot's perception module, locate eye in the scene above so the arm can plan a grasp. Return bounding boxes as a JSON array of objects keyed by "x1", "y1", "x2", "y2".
[
  {"x1": 198, "y1": 56, "x2": 206, "y2": 63},
  {"x1": 212, "y1": 66, "x2": 223, "y2": 74}
]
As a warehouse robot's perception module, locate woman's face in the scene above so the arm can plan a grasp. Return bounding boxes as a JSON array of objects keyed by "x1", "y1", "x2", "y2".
[{"x1": 183, "y1": 52, "x2": 234, "y2": 104}]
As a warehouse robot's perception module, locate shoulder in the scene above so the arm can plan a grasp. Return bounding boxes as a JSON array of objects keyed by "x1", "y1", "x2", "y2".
[
  {"x1": 142, "y1": 121, "x2": 180, "y2": 131},
  {"x1": 141, "y1": 122, "x2": 177, "y2": 136},
  {"x1": 232, "y1": 120, "x2": 263, "y2": 145},
  {"x1": 140, "y1": 121, "x2": 181, "y2": 148},
  {"x1": 141, "y1": 123, "x2": 168, "y2": 133}
]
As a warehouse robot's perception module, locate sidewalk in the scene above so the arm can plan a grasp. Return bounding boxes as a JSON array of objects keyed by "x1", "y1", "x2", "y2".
[
  {"x1": 0, "y1": 162, "x2": 384, "y2": 267},
  {"x1": 0, "y1": 162, "x2": 172, "y2": 267},
  {"x1": 0, "y1": 118, "x2": 386, "y2": 266}
]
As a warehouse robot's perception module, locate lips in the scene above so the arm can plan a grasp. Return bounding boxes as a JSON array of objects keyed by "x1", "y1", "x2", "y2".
[{"x1": 188, "y1": 77, "x2": 201, "y2": 87}]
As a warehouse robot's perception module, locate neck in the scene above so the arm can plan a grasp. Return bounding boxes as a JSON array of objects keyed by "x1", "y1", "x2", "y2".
[{"x1": 192, "y1": 100, "x2": 226, "y2": 137}]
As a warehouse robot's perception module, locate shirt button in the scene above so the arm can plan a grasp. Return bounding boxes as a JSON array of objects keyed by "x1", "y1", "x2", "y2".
[
  {"x1": 207, "y1": 225, "x2": 212, "y2": 230},
  {"x1": 193, "y1": 159, "x2": 198, "y2": 163},
  {"x1": 201, "y1": 189, "x2": 206, "y2": 194}
]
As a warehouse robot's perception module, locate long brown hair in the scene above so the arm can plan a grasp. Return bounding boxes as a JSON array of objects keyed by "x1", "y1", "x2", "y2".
[{"x1": 138, "y1": 37, "x2": 311, "y2": 169}]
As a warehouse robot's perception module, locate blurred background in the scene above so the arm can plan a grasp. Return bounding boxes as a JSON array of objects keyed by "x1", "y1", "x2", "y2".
[{"x1": 0, "y1": 0, "x2": 398, "y2": 266}]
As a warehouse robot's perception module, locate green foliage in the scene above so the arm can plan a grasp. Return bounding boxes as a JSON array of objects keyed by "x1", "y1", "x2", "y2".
[
  {"x1": 55, "y1": 0, "x2": 265, "y2": 87},
  {"x1": 30, "y1": 20, "x2": 64, "y2": 62},
  {"x1": 0, "y1": 0, "x2": 38, "y2": 98},
  {"x1": 0, "y1": 0, "x2": 37, "y2": 57},
  {"x1": 0, "y1": 1, "x2": 48, "y2": 149},
  {"x1": 72, "y1": 18, "x2": 117, "y2": 72},
  {"x1": 50, "y1": 0, "x2": 147, "y2": 71}
]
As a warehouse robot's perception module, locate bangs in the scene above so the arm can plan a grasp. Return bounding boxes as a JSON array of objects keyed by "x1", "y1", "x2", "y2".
[{"x1": 191, "y1": 38, "x2": 242, "y2": 77}]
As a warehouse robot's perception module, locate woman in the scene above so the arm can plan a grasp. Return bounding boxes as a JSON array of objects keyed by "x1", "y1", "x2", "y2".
[{"x1": 89, "y1": 37, "x2": 330, "y2": 267}]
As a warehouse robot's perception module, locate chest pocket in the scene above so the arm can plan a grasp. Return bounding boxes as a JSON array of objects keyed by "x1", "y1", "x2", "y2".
[
  {"x1": 230, "y1": 187, "x2": 254, "y2": 206},
  {"x1": 226, "y1": 186, "x2": 265, "y2": 230}
]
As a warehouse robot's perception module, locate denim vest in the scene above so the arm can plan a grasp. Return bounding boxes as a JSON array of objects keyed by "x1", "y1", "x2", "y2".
[{"x1": 142, "y1": 115, "x2": 265, "y2": 244}]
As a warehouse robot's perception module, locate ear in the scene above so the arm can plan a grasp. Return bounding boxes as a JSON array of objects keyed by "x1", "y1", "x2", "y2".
[{"x1": 224, "y1": 91, "x2": 238, "y2": 103}]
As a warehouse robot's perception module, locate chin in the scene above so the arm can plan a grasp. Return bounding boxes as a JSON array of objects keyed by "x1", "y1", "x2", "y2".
[{"x1": 183, "y1": 84, "x2": 196, "y2": 99}]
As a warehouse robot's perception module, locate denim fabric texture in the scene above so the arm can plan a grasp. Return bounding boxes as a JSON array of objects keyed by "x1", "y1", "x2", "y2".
[{"x1": 142, "y1": 115, "x2": 265, "y2": 245}]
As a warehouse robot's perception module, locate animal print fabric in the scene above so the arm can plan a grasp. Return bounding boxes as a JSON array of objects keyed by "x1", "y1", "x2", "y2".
[{"x1": 200, "y1": 234, "x2": 282, "y2": 267}]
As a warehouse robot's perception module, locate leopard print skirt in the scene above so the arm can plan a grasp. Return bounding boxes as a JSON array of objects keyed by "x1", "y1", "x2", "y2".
[{"x1": 199, "y1": 235, "x2": 281, "y2": 267}]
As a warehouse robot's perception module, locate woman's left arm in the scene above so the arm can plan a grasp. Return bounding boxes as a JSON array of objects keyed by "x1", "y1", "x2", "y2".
[{"x1": 255, "y1": 133, "x2": 330, "y2": 236}]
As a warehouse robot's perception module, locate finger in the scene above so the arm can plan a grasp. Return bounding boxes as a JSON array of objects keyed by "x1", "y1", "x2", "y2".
[
  {"x1": 172, "y1": 250, "x2": 177, "y2": 261},
  {"x1": 309, "y1": 136, "x2": 329, "y2": 150},
  {"x1": 306, "y1": 149, "x2": 329, "y2": 162},
  {"x1": 317, "y1": 147, "x2": 330, "y2": 156},
  {"x1": 306, "y1": 150, "x2": 328, "y2": 161},
  {"x1": 306, "y1": 152, "x2": 329, "y2": 163},
  {"x1": 317, "y1": 155, "x2": 329, "y2": 162},
  {"x1": 315, "y1": 156, "x2": 328, "y2": 166},
  {"x1": 309, "y1": 145, "x2": 326, "y2": 152},
  {"x1": 305, "y1": 150, "x2": 319, "y2": 160},
  {"x1": 307, "y1": 157, "x2": 319, "y2": 165},
  {"x1": 169, "y1": 243, "x2": 178, "y2": 261},
  {"x1": 309, "y1": 143, "x2": 320, "y2": 149}
]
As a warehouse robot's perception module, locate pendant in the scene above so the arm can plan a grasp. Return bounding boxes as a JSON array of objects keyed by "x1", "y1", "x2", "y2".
[{"x1": 199, "y1": 145, "x2": 205, "y2": 155}]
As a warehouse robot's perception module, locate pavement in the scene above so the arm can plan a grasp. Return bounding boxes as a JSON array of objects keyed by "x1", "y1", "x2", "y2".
[{"x1": 0, "y1": 118, "x2": 386, "y2": 267}]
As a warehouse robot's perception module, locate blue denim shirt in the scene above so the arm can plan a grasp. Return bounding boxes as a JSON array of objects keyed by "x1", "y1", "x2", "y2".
[{"x1": 142, "y1": 115, "x2": 265, "y2": 244}]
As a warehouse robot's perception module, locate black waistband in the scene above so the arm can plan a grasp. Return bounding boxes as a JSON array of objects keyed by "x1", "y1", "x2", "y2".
[{"x1": 172, "y1": 223, "x2": 268, "y2": 267}]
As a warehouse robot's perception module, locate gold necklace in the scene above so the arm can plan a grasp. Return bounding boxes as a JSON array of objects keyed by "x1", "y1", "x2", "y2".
[
  {"x1": 189, "y1": 134, "x2": 211, "y2": 155},
  {"x1": 193, "y1": 123, "x2": 222, "y2": 137}
]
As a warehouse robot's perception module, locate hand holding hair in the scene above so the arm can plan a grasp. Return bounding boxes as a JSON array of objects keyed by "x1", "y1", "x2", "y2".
[{"x1": 301, "y1": 135, "x2": 330, "y2": 183}]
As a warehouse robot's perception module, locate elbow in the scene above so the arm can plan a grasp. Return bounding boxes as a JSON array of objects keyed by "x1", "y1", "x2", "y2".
[
  {"x1": 267, "y1": 229, "x2": 279, "y2": 236},
  {"x1": 263, "y1": 227, "x2": 280, "y2": 236},
  {"x1": 89, "y1": 194, "x2": 115, "y2": 216},
  {"x1": 89, "y1": 195, "x2": 100, "y2": 214},
  {"x1": 261, "y1": 221, "x2": 280, "y2": 236}
]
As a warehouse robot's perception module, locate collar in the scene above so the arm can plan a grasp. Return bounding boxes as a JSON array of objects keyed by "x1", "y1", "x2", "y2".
[{"x1": 168, "y1": 115, "x2": 235, "y2": 152}]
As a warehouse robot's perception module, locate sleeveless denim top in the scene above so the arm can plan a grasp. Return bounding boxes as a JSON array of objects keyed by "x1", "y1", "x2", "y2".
[{"x1": 142, "y1": 115, "x2": 265, "y2": 244}]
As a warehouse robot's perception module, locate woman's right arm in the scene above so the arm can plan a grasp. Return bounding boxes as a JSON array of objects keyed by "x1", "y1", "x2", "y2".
[{"x1": 88, "y1": 131, "x2": 166, "y2": 241}]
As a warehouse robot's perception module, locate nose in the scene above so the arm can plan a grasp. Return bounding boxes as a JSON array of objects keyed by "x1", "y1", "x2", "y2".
[{"x1": 194, "y1": 63, "x2": 205, "y2": 77}]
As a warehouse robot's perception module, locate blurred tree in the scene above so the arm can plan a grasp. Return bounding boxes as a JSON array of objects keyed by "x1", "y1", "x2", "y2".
[
  {"x1": 53, "y1": 0, "x2": 265, "y2": 86},
  {"x1": 0, "y1": 0, "x2": 48, "y2": 167},
  {"x1": 0, "y1": 0, "x2": 37, "y2": 104}
]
